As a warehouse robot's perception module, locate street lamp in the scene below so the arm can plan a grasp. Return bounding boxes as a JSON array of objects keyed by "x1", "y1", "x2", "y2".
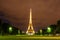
[
  {"x1": 9, "y1": 27, "x2": 12, "y2": 33},
  {"x1": 47, "y1": 27, "x2": 52, "y2": 36},
  {"x1": 40, "y1": 29, "x2": 42, "y2": 36},
  {"x1": 40, "y1": 29, "x2": 42, "y2": 33},
  {"x1": 18, "y1": 30, "x2": 20, "y2": 34},
  {"x1": 47, "y1": 27, "x2": 51, "y2": 33}
]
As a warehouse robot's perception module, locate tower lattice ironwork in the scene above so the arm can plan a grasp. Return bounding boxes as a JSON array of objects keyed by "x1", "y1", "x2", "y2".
[{"x1": 26, "y1": 8, "x2": 35, "y2": 35}]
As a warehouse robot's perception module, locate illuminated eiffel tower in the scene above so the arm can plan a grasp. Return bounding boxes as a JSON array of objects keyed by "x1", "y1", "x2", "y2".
[{"x1": 26, "y1": 8, "x2": 35, "y2": 35}]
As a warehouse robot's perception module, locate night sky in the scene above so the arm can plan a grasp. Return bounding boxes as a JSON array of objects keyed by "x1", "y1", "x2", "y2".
[{"x1": 0, "y1": 0, "x2": 60, "y2": 31}]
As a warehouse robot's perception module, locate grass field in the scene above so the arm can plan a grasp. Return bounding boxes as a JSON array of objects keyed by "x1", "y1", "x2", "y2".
[{"x1": 0, "y1": 35, "x2": 60, "y2": 40}]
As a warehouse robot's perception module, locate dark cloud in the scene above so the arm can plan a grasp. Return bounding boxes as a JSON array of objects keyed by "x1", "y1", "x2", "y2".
[{"x1": 0, "y1": 0, "x2": 60, "y2": 31}]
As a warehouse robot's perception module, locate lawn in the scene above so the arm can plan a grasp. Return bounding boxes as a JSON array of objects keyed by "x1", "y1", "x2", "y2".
[{"x1": 0, "y1": 35, "x2": 60, "y2": 40}]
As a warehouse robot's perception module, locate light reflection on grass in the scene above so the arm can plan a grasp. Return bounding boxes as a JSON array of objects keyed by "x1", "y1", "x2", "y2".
[{"x1": 0, "y1": 35, "x2": 60, "y2": 40}]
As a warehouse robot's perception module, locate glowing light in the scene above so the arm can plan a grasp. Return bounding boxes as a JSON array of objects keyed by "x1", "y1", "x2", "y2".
[
  {"x1": 18, "y1": 30, "x2": 20, "y2": 34},
  {"x1": 47, "y1": 27, "x2": 51, "y2": 33},
  {"x1": 40, "y1": 29, "x2": 42, "y2": 33},
  {"x1": 9, "y1": 27, "x2": 12, "y2": 32}
]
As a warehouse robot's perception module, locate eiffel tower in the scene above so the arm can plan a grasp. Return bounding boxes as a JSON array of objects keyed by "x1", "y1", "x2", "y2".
[{"x1": 26, "y1": 8, "x2": 35, "y2": 35}]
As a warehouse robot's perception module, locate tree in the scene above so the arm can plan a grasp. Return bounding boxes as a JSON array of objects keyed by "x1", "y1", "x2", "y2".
[
  {"x1": 42, "y1": 28, "x2": 47, "y2": 35},
  {"x1": 57, "y1": 20, "x2": 60, "y2": 26},
  {"x1": 48, "y1": 24, "x2": 57, "y2": 35},
  {"x1": 12, "y1": 27, "x2": 18, "y2": 35},
  {"x1": 55, "y1": 20, "x2": 60, "y2": 34},
  {"x1": 2, "y1": 23, "x2": 9, "y2": 35},
  {"x1": 0, "y1": 19, "x2": 2, "y2": 35},
  {"x1": 0, "y1": 19, "x2": 2, "y2": 26}
]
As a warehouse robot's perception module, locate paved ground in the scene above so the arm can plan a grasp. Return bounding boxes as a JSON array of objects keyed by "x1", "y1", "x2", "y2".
[{"x1": 0, "y1": 35, "x2": 60, "y2": 40}]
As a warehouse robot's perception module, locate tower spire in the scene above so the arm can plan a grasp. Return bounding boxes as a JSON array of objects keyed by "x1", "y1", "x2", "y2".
[
  {"x1": 26, "y1": 8, "x2": 35, "y2": 35},
  {"x1": 29, "y1": 8, "x2": 32, "y2": 24}
]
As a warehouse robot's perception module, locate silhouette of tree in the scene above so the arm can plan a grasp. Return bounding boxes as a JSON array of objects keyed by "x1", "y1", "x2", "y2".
[
  {"x1": 0, "y1": 19, "x2": 2, "y2": 26},
  {"x1": 57, "y1": 20, "x2": 60, "y2": 26},
  {"x1": 49, "y1": 24, "x2": 57, "y2": 34},
  {"x1": 2, "y1": 23, "x2": 9, "y2": 35},
  {"x1": 55, "y1": 20, "x2": 60, "y2": 34}
]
